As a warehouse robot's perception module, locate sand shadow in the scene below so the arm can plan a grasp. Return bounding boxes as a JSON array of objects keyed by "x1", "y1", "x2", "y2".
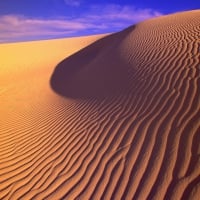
[{"x1": 50, "y1": 26, "x2": 135, "y2": 100}]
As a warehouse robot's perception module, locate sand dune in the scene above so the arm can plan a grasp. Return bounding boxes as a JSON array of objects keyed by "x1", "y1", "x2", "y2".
[{"x1": 0, "y1": 10, "x2": 200, "y2": 200}]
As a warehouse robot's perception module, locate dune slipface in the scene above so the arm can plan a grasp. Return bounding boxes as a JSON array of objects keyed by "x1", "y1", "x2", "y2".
[{"x1": 0, "y1": 10, "x2": 200, "y2": 200}]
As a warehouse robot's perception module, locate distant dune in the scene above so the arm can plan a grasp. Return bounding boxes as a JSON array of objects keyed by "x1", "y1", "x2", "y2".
[{"x1": 0, "y1": 10, "x2": 200, "y2": 200}]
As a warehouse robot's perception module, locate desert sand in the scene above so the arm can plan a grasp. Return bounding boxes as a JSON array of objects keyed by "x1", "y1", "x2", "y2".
[{"x1": 0, "y1": 10, "x2": 200, "y2": 200}]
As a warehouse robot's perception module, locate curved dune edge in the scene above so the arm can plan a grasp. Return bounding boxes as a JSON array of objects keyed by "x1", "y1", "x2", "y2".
[{"x1": 0, "y1": 10, "x2": 200, "y2": 200}]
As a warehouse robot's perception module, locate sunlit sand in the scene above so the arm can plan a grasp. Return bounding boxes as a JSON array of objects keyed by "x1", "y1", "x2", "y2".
[{"x1": 0, "y1": 10, "x2": 200, "y2": 199}]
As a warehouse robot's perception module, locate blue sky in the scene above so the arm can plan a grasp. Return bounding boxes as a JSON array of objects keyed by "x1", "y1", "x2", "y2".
[{"x1": 0, "y1": 0, "x2": 199, "y2": 43}]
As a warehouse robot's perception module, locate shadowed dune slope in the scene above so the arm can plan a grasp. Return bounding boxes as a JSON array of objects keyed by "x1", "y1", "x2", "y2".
[
  {"x1": 50, "y1": 27, "x2": 134, "y2": 99},
  {"x1": 0, "y1": 10, "x2": 200, "y2": 200}
]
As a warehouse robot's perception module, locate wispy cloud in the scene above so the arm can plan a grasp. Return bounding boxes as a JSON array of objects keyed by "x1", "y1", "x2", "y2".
[
  {"x1": 0, "y1": 15, "x2": 93, "y2": 43},
  {"x1": 78, "y1": 4, "x2": 162, "y2": 30},
  {"x1": 64, "y1": 0, "x2": 81, "y2": 7},
  {"x1": 0, "y1": 4, "x2": 162, "y2": 43},
  {"x1": 87, "y1": 4, "x2": 162, "y2": 22}
]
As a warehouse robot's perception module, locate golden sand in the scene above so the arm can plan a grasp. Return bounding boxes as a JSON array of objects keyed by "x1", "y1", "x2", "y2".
[{"x1": 0, "y1": 10, "x2": 200, "y2": 200}]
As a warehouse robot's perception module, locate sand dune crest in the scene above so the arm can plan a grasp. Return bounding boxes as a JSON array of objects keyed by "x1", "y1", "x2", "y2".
[{"x1": 50, "y1": 27, "x2": 135, "y2": 99}]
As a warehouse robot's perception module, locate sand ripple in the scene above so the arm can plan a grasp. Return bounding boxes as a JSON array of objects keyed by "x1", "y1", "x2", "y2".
[{"x1": 0, "y1": 10, "x2": 200, "y2": 200}]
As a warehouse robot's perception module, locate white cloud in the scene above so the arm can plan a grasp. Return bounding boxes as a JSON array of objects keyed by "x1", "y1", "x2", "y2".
[
  {"x1": 64, "y1": 0, "x2": 81, "y2": 7},
  {"x1": 84, "y1": 4, "x2": 162, "y2": 23},
  {"x1": 0, "y1": 4, "x2": 162, "y2": 43},
  {"x1": 0, "y1": 15, "x2": 92, "y2": 43}
]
